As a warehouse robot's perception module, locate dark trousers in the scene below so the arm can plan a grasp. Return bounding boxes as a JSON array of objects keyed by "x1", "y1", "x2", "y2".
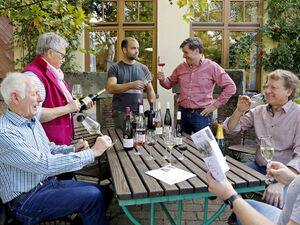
[
  {"x1": 11, "y1": 179, "x2": 113, "y2": 225},
  {"x1": 180, "y1": 108, "x2": 212, "y2": 134}
]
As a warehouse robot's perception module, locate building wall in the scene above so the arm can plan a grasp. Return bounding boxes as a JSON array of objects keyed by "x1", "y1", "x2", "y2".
[{"x1": 156, "y1": 1, "x2": 189, "y2": 115}]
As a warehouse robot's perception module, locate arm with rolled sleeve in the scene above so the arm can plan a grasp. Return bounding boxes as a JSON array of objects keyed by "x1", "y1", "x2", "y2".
[
  {"x1": 223, "y1": 110, "x2": 255, "y2": 135},
  {"x1": 159, "y1": 67, "x2": 179, "y2": 89},
  {"x1": 212, "y1": 67, "x2": 236, "y2": 108}
]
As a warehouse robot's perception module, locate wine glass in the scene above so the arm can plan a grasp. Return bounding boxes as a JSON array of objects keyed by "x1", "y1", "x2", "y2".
[
  {"x1": 162, "y1": 126, "x2": 171, "y2": 159},
  {"x1": 250, "y1": 93, "x2": 264, "y2": 109},
  {"x1": 158, "y1": 56, "x2": 166, "y2": 71},
  {"x1": 72, "y1": 84, "x2": 83, "y2": 100},
  {"x1": 78, "y1": 115, "x2": 104, "y2": 136},
  {"x1": 134, "y1": 131, "x2": 144, "y2": 155},
  {"x1": 178, "y1": 136, "x2": 188, "y2": 161},
  {"x1": 146, "y1": 130, "x2": 156, "y2": 160},
  {"x1": 163, "y1": 127, "x2": 176, "y2": 165},
  {"x1": 260, "y1": 137, "x2": 275, "y2": 184}
]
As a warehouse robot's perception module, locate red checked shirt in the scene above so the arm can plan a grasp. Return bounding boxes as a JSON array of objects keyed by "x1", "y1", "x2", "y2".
[{"x1": 159, "y1": 57, "x2": 236, "y2": 109}]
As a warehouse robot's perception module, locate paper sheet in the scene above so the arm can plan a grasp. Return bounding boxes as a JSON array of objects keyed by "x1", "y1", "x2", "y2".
[
  {"x1": 145, "y1": 165, "x2": 196, "y2": 185},
  {"x1": 191, "y1": 126, "x2": 230, "y2": 181}
]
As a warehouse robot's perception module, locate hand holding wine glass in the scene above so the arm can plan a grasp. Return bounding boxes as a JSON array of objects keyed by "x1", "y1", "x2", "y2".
[
  {"x1": 72, "y1": 84, "x2": 83, "y2": 100},
  {"x1": 260, "y1": 137, "x2": 275, "y2": 184}
]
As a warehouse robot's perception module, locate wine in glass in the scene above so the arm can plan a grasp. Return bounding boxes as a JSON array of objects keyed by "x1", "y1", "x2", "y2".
[
  {"x1": 158, "y1": 56, "x2": 166, "y2": 71},
  {"x1": 134, "y1": 132, "x2": 144, "y2": 155},
  {"x1": 260, "y1": 137, "x2": 275, "y2": 184},
  {"x1": 178, "y1": 136, "x2": 187, "y2": 161},
  {"x1": 146, "y1": 130, "x2": 156, "y2": 160},
  {"x1": 163, "y1": 127, "x2": 176, "y2": 165},
  {"x1": 72, "y1": 84, "x2": 83, "y2": 100},
  {"x1": 162, "y1": 126, "x2": 171, "y2": 159}
]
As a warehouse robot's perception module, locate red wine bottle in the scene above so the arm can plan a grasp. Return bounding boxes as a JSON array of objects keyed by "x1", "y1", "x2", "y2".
[{"x1": 123, "y1": 107, "x2": 134, "y2": 151}]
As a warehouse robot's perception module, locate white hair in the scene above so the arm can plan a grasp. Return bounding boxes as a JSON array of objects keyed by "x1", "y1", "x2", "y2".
[
  {"x1": 0, "y1": 72, "x2": 30, "y2": 105},
  {"x1": 36, "y1": 32, "x2": 69, "y2": 56}
]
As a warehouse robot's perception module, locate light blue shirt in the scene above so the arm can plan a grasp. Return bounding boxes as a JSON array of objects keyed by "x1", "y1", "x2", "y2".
[{"x1": 0, "y1": 110, "x2": 94, "y2": 203}]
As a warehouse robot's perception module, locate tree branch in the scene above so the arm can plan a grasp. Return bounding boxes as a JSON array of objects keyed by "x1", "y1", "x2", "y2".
[{"x1": 0, "y1": 1, "x2": 44, "y2": 11}]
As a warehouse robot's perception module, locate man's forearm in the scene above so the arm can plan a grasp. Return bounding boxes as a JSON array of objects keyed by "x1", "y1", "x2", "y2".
[
  {"x1": 227, "y1": 109, "x2": 244, "y2": 131},
  {"x1": 233, "y1": 198, "x2": 276, "y2": 225},
  {"x1": 107, "y1": 83, "x2": 132, "y2": 94},
  {"x1": 146, "y1": 84, "x2": 156, "y2": 106},
  {"x1": 40, "y1": 107, "x2": 72, "y2": 123}
]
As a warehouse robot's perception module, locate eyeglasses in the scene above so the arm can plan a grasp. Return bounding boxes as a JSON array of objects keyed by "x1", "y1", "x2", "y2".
[{"x1": 52, "y1": 49, "x2": 66, "y2": 59}]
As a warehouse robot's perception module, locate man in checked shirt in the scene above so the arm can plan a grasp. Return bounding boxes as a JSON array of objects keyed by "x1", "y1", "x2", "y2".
[{"x1": 158, "y1": 37, "x2": 236, "y2": 134}]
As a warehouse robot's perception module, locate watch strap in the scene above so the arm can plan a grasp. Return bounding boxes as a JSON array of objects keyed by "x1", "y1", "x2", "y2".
[{"x1": 224, "y1": 194, "x2": 241, "y2": 209}]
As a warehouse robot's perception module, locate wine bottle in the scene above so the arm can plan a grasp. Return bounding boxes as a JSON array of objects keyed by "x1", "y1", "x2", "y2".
[
  {"x1": 176, "y1": 111, "x2": 182, "y2": 145},
  {"x1": 132, "y1": 98, "x2": 141, "y2": 131},
  {"x1": 123, "y1": 107, "x2": 134, "y2": 151},
  {"x1": 79, "y1": 88, "x2": 106, "y2": 111},
  {"x1": 147, "y1": 101, "x2": 156, "y2": 131},
  {"x1": 135, "y1": 104, "x2": 146, "y2": 145},
  {"x1": 155, "y1": 102, "x2": 163, "y2": 137},
  {"x1": 216, "y1": 120, "x2": 225, "y2": 155},
  {"x1": 164, "y1": 101, "x2": 172, "y2": 127}
]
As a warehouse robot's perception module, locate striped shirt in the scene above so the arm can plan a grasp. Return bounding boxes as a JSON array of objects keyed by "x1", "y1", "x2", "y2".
[{"x1": 0, "y1": 110, "x2": 94, "y2": 203}]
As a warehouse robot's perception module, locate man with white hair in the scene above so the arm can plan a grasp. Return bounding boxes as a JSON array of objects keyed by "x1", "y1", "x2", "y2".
[{"x1": 0, "y1": 73, "x2": 113, "y2": 224}]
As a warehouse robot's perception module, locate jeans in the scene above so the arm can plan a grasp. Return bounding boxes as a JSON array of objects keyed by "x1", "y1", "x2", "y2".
[
  {"x1": 180, "y1": 108, "x2": 211, "y2": 135},
  {"x1": 237, "y1": 200, "x2": 281, "y2": 225},
  {"x1": 11, "y1": 178, "x2": 113, "y2": 225},
  {"x1": 245, "y1": 161, "x2": 288, "y2": 207}
]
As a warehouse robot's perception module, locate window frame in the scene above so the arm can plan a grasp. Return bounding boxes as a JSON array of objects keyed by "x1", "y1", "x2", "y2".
[
  {"x1": 84, "y1": 0, "x2": 158, "y2": 91},
  {"x1": 191, "y1": 0, "x2": 263, "y2": 91}
]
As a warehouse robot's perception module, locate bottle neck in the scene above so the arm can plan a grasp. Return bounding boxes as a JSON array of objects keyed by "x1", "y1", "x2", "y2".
[{"x1": 216, "y1": 124, "x2": 224, "y2": 139}]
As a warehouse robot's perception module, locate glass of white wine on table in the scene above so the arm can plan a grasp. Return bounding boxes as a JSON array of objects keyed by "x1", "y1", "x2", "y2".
[
  {"x1": 260, "y1": 136, "x2": 275, "y2": 184},
  {"x1": 163, "y1": 127, "x2": 177, "y2": 166},
  {"x1": 146, "y1": 130, "x2": 156, "y2": 161}
]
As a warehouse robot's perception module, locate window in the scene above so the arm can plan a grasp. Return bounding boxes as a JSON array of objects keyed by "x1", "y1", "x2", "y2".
[
  {"x1": 85, "y1": 0, "x2": 157, "y2": 90},
  {"x1": 192, "y1": 0, "x2": 263, "y2": 91}
]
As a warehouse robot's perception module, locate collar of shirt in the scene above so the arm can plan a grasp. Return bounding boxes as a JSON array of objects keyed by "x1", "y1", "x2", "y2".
[
  {"x1": 267, "y1": 100, "x2": 294, "y2": 114},
  {"x1": 6, "y1": 110, "x2": 36, "y2": 128},
  {"x1": 186, "y1": 55, "x2": 204, "y2": 69}
]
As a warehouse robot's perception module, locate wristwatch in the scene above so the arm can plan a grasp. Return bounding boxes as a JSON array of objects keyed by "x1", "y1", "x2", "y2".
[{"x1": 224, "y1": 194, "x2": 242, "y2": 209}]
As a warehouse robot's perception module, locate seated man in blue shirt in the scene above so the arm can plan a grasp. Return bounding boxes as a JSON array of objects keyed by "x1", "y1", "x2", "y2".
[{"x1": 0, "y1": 72, "x2": 113, "y2": 225}]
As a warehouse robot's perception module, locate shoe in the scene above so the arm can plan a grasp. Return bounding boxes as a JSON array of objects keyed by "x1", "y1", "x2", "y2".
[{"x1": 227, "y1": 212, "x2": 238, "y2": 225}]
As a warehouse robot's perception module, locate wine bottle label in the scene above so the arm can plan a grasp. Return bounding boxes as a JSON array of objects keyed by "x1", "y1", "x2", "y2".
[
  {"x1": 81, "y1": 96, "x2": 92, "y2": 105},
  {"x1": 123, "y1": 138, "x2": 134, "y2": 148},
  {"x1": 155, "y1": 127, "x2": 163, "y2": 135}
]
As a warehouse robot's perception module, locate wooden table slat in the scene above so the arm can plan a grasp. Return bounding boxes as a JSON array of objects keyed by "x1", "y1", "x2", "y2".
[{"x1": 107, "y1": 129, "x2": 148, "y2": 199}]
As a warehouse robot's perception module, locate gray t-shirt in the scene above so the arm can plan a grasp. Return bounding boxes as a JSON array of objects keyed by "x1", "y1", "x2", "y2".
[
  {"x1": 278, "y1": 175, "x2": 300, "y2": 225},
  {"x1": 107, "y1": 60, "x2": 152, "y2": 112}
]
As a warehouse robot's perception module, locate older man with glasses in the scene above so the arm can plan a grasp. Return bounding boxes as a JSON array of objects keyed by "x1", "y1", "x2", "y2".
[{"x1": 22, "y1": 32, "x2": 92, "y2": 147}]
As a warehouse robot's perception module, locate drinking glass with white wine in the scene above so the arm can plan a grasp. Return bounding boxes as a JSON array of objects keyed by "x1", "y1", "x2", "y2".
[
  {"x1": 72, "y1": 84, "x2": 83, "y2": 100},
  {"x1": 163, "y1": 127, "x2": 176, "y2": 165},
  {"x1": 260, "y1": 136, "x2": 275, "y2": 184}
]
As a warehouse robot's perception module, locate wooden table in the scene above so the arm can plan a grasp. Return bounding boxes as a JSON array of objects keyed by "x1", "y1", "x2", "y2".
[{"x1": 79, "y1": 128, "x2": 266, "y2": 225}]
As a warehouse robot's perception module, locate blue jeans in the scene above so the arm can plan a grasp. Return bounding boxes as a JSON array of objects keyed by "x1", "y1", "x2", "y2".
[
  {"x1": 180, "y1": 108, "x2": 211, "y2": 135},
  {"x1": 237, "y1": 200, "x2": 281, "y2": 225},
  {"x1": 245, "y1": 161, "x2": 288, "y2": 207},
  {"x1": 11, "y1": 178, "x2": 113, "y2": 225}
]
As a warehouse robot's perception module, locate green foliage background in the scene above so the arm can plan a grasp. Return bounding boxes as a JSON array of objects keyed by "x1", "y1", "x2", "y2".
[{"x1": 0, "y1": 0, "x2": 90, "y2": 72}]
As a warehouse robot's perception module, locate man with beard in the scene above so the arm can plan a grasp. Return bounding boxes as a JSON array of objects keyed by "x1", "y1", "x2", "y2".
[{"x1": 107, "y1": 37, "x2": 156, "y2": 130}]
